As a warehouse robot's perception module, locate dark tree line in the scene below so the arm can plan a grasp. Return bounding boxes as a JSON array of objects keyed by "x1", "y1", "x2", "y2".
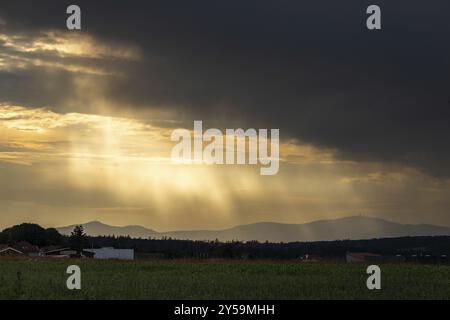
[
  {"x1": 0, "y1": 223, "x2": 87, "y2": 250},
  {"x1": 0, "y1": 223, "x2": 62, "y2": 247},
  {"x1": 85, "y1": 235, "x2": 450, "y2": 260},
  {"x1": 2, "y1": 223, "x2": 450, "y2": 260}
]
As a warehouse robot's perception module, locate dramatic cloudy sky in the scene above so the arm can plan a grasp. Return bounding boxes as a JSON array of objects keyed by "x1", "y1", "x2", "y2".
[{"x1": 0, "y1": 0, "x2": 449, "y2": 230}]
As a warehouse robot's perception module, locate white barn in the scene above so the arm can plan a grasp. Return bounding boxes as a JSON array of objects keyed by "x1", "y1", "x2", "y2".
[{"x1": 85, "y1": 247, "x2": 134, "y2": 260}]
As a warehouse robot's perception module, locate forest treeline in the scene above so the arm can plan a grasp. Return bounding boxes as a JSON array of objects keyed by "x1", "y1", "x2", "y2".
[{"x1": 1, "y1": 223, "x2": 450, "y2": 260}]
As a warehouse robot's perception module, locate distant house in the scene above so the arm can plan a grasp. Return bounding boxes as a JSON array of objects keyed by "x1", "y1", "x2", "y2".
[
  {"x1": 40, "y1": 246, "x2": 72, "y2": 258},
  {"x1": 0, "y1": 245, "x2": 24, "y2": 256},
  {"x1": 84, "y1": 247, "x2": 135, "y2": 260},
  {"x1": 346, "y1": 252, "x2": 382, "y2": 263},
  {"x1": 40, "y1": 246, "x2": 96, "y2": 258},
  {"x1": 13, "y1": 242, "x2": 40, "y2": 257}
]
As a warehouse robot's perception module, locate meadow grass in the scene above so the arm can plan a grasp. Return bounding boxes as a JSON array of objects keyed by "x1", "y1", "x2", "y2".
[{"x1": 0, "y1": 258, "x2": 449, "y2": 300}]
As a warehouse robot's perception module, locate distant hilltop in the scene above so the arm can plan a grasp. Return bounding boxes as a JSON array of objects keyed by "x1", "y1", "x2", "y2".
[{"x1": 57, "y1": 216, "x2": 450, "y2": 243}]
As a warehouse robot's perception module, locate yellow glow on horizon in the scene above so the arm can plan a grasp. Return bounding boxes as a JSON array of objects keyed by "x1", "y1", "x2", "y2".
[{"x1": 2, "y1": 104, "x2": 447, "y2": 230}]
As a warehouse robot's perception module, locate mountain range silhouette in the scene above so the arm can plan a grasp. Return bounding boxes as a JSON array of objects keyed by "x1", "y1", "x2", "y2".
[{"x1": 57, "y1": 216, "x2": 450, "y2": 242}]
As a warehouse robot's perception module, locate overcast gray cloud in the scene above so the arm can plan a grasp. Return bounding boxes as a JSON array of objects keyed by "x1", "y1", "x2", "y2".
[
  {"x1": 0, "y1": 0, "x2": 450, "y2": 230},
  {"x1": 0, "y1": 0, "x2": 448, "y2": 178}
]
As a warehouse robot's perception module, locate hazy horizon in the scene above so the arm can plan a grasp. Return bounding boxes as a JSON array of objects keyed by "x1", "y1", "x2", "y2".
[{"x1": 3, "y1": 215, "x2": 450, "y2": 234}]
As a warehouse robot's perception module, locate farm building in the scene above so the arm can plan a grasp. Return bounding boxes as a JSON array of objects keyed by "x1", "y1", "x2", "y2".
[
  {"x1": 40, "y1": 246, "x2": 95, "y2": 258},
  {"x1": 0, "y1": 245, "x2": 24, "y2": 256},
  {"x1": 0, "y1": 242, "x2": 40, "y2": 257},
  {"x1": 40, "y1": 246, "x2": 72, "y2": 258},
  {"x1": 346, "y1": 252, "x2": 383, "y2": 263},
  {"x1": 84, "y1": 247, "x2": 135, "y2": 260}
]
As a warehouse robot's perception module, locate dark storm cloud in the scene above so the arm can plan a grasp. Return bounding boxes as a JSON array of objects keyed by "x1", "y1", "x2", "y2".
[{"x1": 0, "y1": 0, "x2": 449, "y2": 176}]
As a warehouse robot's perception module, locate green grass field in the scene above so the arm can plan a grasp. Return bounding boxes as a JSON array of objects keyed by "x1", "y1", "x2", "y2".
[{"x1": 0, "y1": 258, "x2": 449, "y2": 300}]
